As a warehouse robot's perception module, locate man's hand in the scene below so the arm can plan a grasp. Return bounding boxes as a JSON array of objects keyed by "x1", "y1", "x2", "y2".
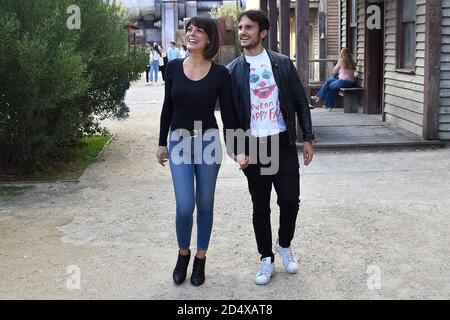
[
  {"x1": 156, "y1": 146, "x2": 169, "y2": 166},
  {"x1": 303, "y1": 141, "x2": 314, "y2": 166},
  {"x1": 234, "y1": 153, "x2": 250, "y2": 170}
]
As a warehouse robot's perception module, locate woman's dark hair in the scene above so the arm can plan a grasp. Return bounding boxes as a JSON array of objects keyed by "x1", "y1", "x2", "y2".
[
  {"x1": 238, "y1": 10, "x2": 270, "y2": 38},
  {"x1": 185, "y1": 16, "x2": 219, "y2": 60},
  {"x1": 153, "y1": 44, "x2": 161, "y2": 55}
]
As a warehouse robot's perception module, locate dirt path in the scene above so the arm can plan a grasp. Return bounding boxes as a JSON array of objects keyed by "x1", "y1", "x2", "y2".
[{"x1": 1, "y1": 76, "x2": 449, "y2": 299}]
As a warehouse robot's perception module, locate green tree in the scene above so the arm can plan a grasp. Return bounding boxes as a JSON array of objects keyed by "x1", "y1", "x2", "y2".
[
  {"x1": 210, "y1": 4, "x2": 243, "y2": 26},
  {"x1": 0, "y1": 0, "x2": 147, "y2": 171},
  {"x1": 210, "y1": 4, "x2": 243, "y2": 55}
]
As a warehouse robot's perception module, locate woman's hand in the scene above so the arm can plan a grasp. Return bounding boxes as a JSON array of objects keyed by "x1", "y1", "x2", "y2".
[
  {"x1": 234, "y1": 153, "x2": 250, "y2": 170},
  {"x1": 156, "y1": 146, "x2": 169, "y2": 166}
]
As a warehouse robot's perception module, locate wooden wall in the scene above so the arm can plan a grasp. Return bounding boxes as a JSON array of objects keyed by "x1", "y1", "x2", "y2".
[
  {"x1": 384, "y1": 0, "x2": 426, "y2": 137},
  {"x1": 327, "y1": 0, "x2": 340, "y2": 59},
  {"x1": 339, "y1": 0, "x2": 365, "y2": 86},
  {"x1": 440, "y1": 0, "x2": 450, "y2": 139}
]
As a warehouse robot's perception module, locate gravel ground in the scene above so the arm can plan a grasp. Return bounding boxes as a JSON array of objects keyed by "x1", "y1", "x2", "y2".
[{"x1": 1, "y1": 75, "x2": 449, "y2": 299}]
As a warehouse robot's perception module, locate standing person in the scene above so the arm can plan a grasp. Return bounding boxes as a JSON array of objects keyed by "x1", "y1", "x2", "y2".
[
  {"x1": 156, "y1": 17, "x2": 236, "y2": 286},
  {"x1": 145, "y1": 43, "x2": 152, "y2": 85},
  {"x1": 167, "y1": 41, "x2": 180, "y2": 61},
  {"x1": 311, "y1": 48, "x2": 356, "y2": 110},
  {"x1": 227, "y1": 10, "x2": 315, "y2": 285},
  {"x1": 179, "y1": 44, "x2": 189, "y2": 59},
  {"x1": 149, "y1": 44, "x2": 160, "y2": 85},
  {"x1": 159, "y1": 45, "x2": 168, "y2": 82}
]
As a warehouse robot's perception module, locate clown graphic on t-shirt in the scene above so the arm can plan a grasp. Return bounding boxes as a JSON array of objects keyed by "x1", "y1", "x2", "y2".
[{"x1": 246, "y1": 50, "x2": 287, "y2": 137}]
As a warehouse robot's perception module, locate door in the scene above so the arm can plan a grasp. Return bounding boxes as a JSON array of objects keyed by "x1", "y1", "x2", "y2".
[{"x1": 364, "y1": 1, "x2": 385, "y2": 114}]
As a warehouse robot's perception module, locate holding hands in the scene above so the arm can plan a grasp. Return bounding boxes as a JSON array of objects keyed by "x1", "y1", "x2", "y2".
[{"x1": 234, "y1": 153, "x2": 250, "y2": 170}]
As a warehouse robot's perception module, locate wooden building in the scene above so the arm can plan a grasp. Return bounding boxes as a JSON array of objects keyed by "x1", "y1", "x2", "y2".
[
  {"x1": 249, "y1": 1, "x2": 340, "y2": 81},
  {"x1": 340, "y1": 0, "x2": 448, "y2": 140}
]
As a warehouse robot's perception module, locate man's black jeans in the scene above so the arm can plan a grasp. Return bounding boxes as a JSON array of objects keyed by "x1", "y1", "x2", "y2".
[{"x1": 243, "y1": 131, "x2": 300, "y2": 262}]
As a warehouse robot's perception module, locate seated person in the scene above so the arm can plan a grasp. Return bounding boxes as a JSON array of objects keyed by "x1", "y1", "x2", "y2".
[{"x1": 311, "y1": 48, "x2": 356, "y2": 110}]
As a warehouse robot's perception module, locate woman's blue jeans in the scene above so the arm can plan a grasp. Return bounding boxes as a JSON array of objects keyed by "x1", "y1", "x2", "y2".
[
  {"x1": 149, "y1": 60, "x2": 159, "y2": 82},
  {"x1": 169, "y1": 130, "x2": 222, "y2": 250},
  {"x1": 316, "y1": 77, "x2": 354, "y2": 108}
]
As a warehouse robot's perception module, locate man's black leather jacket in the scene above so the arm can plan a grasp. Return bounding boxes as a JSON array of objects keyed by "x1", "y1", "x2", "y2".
[{"x1": 226, "y1": 49, "x2": 314, "y2": 146}]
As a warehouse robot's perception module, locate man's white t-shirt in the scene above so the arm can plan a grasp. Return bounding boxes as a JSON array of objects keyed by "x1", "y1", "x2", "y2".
[{"x1": 245, "y1": 49, "x2": 286, "y2": 137}]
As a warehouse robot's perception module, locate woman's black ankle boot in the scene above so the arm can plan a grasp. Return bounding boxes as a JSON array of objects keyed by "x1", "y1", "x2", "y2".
[
  {"x1": 190, "y1": 256, "x2": 206, "y2": 286},
  {"x1": 173, "y1": 251, "x2": 190, "y2": 285}
]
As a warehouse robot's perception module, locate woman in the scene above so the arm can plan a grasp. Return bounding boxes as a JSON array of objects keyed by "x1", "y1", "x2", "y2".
[
  {"x1": 311, "y1": 48, "x2": 356, "y2": 110},
  {"x1": 179, "y1": 44, "x2": 189, "y2": 59},
  {"x1": 156, "y1": 17, "x2": 236, "y2": 286},
  {"x1": 149, "y1": 44, "x2": 160, "y2": 85}
]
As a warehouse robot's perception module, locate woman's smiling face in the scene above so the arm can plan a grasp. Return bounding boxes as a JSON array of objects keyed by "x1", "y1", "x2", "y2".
[{"x1": 185, "y1": 24, "x2": 208, "y2": 54}]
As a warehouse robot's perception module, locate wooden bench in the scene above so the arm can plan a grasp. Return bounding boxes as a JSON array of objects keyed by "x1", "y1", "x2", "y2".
[{"x1": 339, "y1": 87, "x2": 364, "y2": 113}]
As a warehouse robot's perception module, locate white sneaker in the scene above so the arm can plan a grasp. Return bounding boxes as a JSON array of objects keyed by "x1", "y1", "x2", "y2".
[
  {"x1": 275, "y1": 239, "x2": 299, "y2": 274},
  {"x1": 255, "y1": 257, "x2": 276, "y2": 285}
]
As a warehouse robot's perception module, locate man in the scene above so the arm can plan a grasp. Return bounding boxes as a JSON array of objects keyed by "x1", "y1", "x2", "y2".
[
  {"x1": 144, "y1": 43, "x2": 152, "y2": 84},
  {"x1": 227, "y1": 10, "x2": 314, "y2": 285},
  {"x1": 167, "y1": 41, "x2": 180, "y2": 61}
]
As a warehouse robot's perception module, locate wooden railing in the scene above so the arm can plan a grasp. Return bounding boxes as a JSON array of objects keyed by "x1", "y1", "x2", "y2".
[{"x1": 308, "y1": 58, "x2": 338, "y2": 83}]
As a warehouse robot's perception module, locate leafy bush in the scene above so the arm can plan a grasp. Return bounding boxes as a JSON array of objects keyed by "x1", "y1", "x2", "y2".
[
  {"x1": 210, "y1": 4, "x2": 243, "y2": 56},
  {"x1": 0, "y1": 0, "x2": 147, "y2": 172},
  {"x1": 210, "y1": 4, "x2": 243, "y2": 26}
]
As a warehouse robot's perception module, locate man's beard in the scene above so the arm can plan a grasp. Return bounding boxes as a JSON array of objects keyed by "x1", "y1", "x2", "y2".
[{"x1": 241, "y1": 34, "x2": 262, "y2": 50}]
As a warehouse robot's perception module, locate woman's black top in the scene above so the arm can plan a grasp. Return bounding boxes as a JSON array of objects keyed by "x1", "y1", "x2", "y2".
[{"x1": 158, "y1": 59, "x2": 236, "y2": 146}]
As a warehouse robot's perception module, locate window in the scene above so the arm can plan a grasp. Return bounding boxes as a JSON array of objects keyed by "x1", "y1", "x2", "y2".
[
  {"x1": 347, "y1": 0, "x2": 358, "y2": 56},
  {"x1": 396, "y1": 0, "x2": 416, "y2": 69}
]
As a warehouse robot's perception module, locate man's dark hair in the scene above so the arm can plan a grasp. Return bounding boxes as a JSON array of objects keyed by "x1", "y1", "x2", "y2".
[
  {"x1": 185, "y1": 16, "x2": 219, "y2": 60},
  {"x1": 170, "y1": 41, "x2": 176, "y2": 46},
  {"x1": 238, "y1": 9, "x2": 270, "y2": 36}
]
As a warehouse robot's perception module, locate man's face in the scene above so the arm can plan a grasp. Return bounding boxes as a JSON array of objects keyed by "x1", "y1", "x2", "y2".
[{"x1": 238, "y1": 16, "x2": 266, "y2": 50}]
